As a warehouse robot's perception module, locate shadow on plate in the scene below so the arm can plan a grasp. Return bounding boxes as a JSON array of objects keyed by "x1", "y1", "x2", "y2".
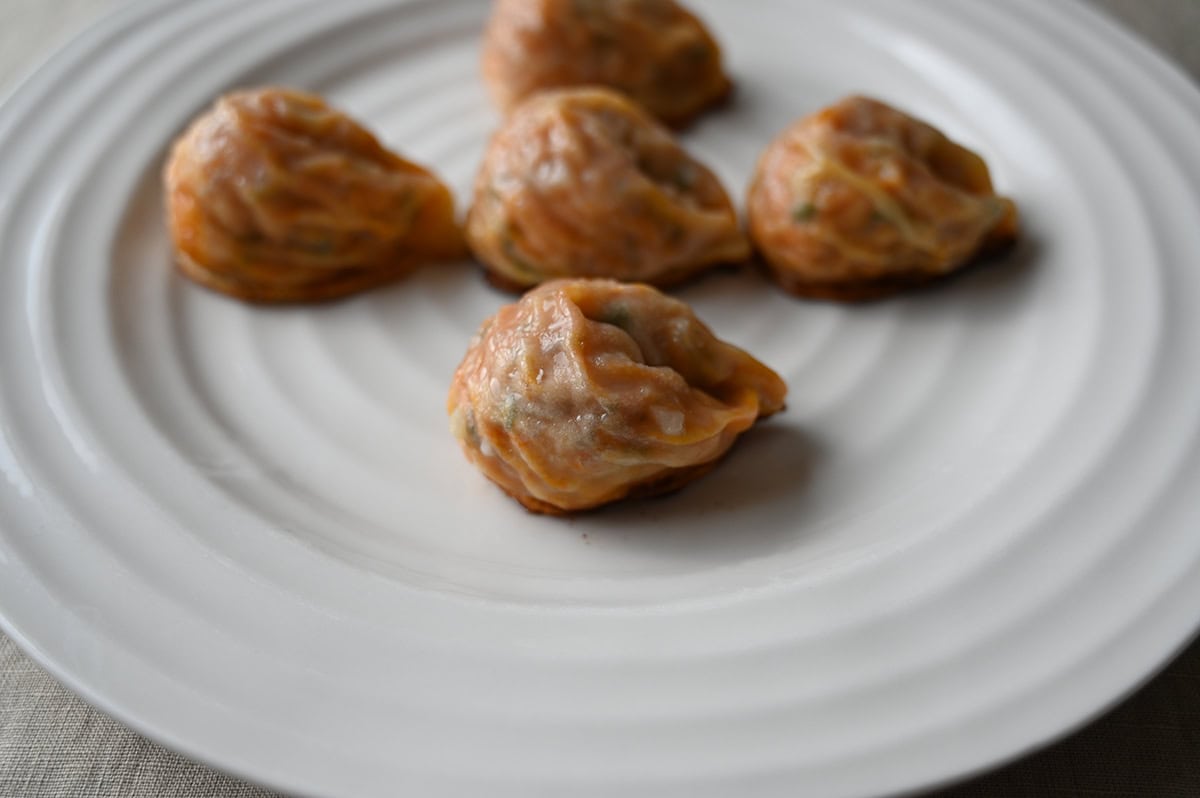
[
  {"x1": 905, "y1": 228, "x2": 1043, "y2": 319},
  {"x1": 577, "y1": 422, "x2": 828, "y2": 563}
]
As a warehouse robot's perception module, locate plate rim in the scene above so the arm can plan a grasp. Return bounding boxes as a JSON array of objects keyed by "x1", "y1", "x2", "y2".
[{"x1": 3, "y1": 0, "x2": 1200, "y2": 796}]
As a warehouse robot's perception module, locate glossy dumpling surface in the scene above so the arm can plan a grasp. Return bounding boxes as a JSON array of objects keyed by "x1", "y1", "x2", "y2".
[
  {"x1": 747, "y1": 95, "x2": 1019, "y2": 301},
  {"x1": 466, "y1": 87, "x2": 750, "y2": 291},
  {"x1": 481, "y1": 0, "x2": 731, "y2": 127},
  {"x1": 164, "y1": 88, "x2": 463, "y2": 303},
  {"x1": 447, "y1": 279, "x2": 787, "y2": 514}
]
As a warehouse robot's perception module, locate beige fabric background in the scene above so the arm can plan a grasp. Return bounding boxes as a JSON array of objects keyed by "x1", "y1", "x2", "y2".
[{"x1": 2, "y1": 1, "x2": 1199, "y2": 796}]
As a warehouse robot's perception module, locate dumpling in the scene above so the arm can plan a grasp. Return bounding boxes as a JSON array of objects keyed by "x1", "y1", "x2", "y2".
[
  {"x1": 747, "y1": 95, "x2": 1019, "y2": 302},
  {"x1": 447, "y1": 278, "x2": 787, "y2": 514},
  {"x1": 164, "y1": 88, "x2": 464, "y2": 303},
  {"x1": 481, "y1": 0, "x2": 731, "y2": 127},
  {"x1": 465, "y1": 87, "x2": 750, "y2": 291}
]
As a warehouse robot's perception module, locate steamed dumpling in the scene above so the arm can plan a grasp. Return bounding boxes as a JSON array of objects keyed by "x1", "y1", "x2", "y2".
[
  {"x1": 164, "y1": 88, "x2": 464, "y2": 303},
  {"x1": 481, "y1": 0, "x2": 731, "y2": 127},
  {"x1": 465, "y1": 87, "x2": 751, "y2": 291},
  {"x1": 447, "y1": 278, "x2": 787, "y2": 514},
  {"x1": 747, "y1": 95, "x2": 1019, "y2": 301}
]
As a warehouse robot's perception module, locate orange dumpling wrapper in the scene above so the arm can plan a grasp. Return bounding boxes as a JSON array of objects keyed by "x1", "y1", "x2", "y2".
[
  {"x1": 465, "y1": 87, "x2": 750, "y2": 291},
  {"x1": 447, "y1": 279, "x2": 787, "y2": 514},
  {"x1": 747, "y1": 95, "x2": 1018, "y2": 301},
  {"x1": 481, "y1": 0, "x2": 731, "y2": 127},
  {"x1": 164, "y1": 88, "x2": 463, "y2": 303}
]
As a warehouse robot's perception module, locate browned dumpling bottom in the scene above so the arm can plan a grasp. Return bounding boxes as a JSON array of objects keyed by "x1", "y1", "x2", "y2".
[{"x1": 447, "y1": 279, "x2": 787, "y2": 514}]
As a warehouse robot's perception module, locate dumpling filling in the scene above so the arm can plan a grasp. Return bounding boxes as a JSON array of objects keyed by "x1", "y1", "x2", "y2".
[
  {"x1": 466, "y1": 87, "x2": 750, "y2": 291},
  {"x1": 447, "y1": 279, "x2": 787, "y2": 513},
  {"x1": 747, "y1": 95, "x2": 1018, "y2": 301},
  {"x1": 164, "y1": 88, "x2": 463, "y2": 302},
  {"x1": 481, "y1": 0, "x2": 732, "y2": 127}
]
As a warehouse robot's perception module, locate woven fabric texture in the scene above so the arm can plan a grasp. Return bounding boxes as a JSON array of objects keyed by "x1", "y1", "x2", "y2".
[
  {"x1": 2, "y1": 1, "x2": 1200, "y2": 796},
  {"x1": 0, "y1": 636, "x2": 279, "y2": 797},
  {"x1": 3, "y1": 632, "x2": 1198, "y2": 796}
]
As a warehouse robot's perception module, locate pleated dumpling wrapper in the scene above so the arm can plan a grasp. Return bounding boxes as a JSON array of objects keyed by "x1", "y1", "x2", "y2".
[
  {"x1": 481, "y1": 0, "x2": 731, "y2": 127},
  {"x1": 447, "y1": 279, "x2": 787, "y2": 514},
  {"x1": 747, "y1": 95, "x2": 1019, "y2": 302},
  {"x1": 465, "y1": 87, "x2": 751, "y2": 291},
  {"x1": 164, "y1": 88, "x2": 464, "y2": 303}
]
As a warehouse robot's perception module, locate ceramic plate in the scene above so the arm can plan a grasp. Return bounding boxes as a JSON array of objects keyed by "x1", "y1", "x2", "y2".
[{"x1": 2, "y1": 1, "x2": 1200, "y2": 795}]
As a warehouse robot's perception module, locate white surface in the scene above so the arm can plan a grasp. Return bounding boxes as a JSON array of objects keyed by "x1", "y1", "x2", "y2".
[
  {"x1": 1, "y1": 0, "x2": 1200, "y2": 796},
  {"x1": 0, "y1": 0, "x2": 123, "y2": 96}
]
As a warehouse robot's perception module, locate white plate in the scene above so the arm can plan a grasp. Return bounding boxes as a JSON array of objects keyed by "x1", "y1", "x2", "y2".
[{"x1": 2, "y1": 0, "x2": 1200, "y2": 795}]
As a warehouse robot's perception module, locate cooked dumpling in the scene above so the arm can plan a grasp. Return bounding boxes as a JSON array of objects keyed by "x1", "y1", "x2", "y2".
[
  {"x1": 747, "y1": 95, "x2": 1019, "y2": 302},
  {"x1": 465, "y1": 87, "x2": 750, "y2": 291},
  {"x1": 447, "y1": 279, "x2": 787, "y2": 514},
  {"x1": 481, "y1": 0, "x2": 731, "y2": 127},
  {"x1": 164, "y1": 88, "x2": 464, "y2": 303}
]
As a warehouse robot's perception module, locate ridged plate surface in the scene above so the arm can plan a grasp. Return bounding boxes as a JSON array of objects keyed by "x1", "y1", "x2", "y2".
[{"x1": 2, "y1": 1, "x2": 1200, "y2": 796}]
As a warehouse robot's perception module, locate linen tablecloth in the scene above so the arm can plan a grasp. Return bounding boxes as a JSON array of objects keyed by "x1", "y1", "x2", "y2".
[{"x1": 2, "y1": 0, "x2": 1199, "y2": 795}]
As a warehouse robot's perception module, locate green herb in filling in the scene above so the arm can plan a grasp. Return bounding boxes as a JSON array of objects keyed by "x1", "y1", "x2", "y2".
[
  {"x1": 673, "y1": 162, "x2": 699, "y2": 191},
  {"x1": 599, "y1": 302, "x2": 633, "y2": 331},
  {"x1": 502, "y1": 394, "x2": 520, "y2": 431},
  {"x1": 501, "y1": 231, "x2": 541, "y2": 277},
  {"x1": 462, "y1": 408, "x2": 481, "y2": 445},
  {"x1": 792, "y1": 202, "x2": 818, "y2": 222}
]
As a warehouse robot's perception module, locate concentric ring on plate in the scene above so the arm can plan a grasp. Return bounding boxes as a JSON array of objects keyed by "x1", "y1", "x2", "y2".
[{"x1": 1, "y1": 1, "x2": 1199, "y2": 797}]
